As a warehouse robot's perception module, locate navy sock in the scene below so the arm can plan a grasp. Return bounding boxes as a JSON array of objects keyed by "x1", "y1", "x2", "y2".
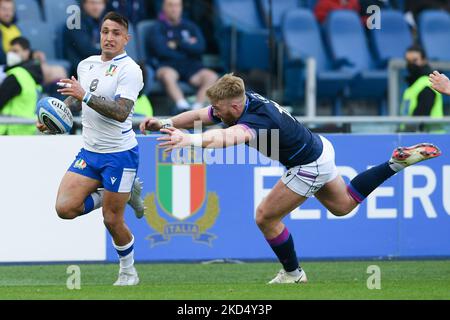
[
  {"x1": 348, "y1": 161, "x2": 396, "y2": 203},
  {"x1": 266, "y1": 228, "x2": 299, "y2": 272},
  {"x1": 82, "y1": 195, "x2": 94, "y2": 215}
]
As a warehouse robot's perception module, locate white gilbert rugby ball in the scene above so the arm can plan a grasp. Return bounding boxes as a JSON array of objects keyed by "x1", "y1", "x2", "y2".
[{"x1": 37, "y1": 97, "x2": 73, "y2": 134}]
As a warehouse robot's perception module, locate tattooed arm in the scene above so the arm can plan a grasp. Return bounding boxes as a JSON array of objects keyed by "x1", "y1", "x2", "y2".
[
  {"x1": 64, "y1": 96, "x2": 82, "y2": 113},
  {"x1": 86, "y1": 96, "x2": 134, "y2": 123},
  {"x1": 57, "y1": 76, "x2": 134, "y2": 122}
]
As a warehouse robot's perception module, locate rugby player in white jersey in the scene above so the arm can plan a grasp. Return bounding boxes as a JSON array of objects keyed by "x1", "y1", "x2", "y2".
[{"x1": 37, "y1": 12, "x2": 144, "y2": 286}]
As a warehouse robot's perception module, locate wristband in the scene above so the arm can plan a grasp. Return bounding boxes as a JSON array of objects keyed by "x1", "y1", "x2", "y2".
[
  {"x1": 83, "y1": 92, "x2": 92, "y2": 104},
  {"x1": 159, "y1": 118, "x2": 173, "y2": 128},
  {"x1": 190, "y1": 133, "x2": 203, "y2": 147}
]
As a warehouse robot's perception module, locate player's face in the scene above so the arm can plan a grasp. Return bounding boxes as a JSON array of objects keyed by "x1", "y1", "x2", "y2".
[
  {"x1": 0, "y1": 1, "x2": 14, "y2": 24},
  {"x1": 100, "y1": 20, "x2": 129, "y2": 58},
  {"x1": 211, "y1": 99, "x2": 241, "y2": 126},
  {"x1": 163, "y1": 0, "x2": 183, "y2": 23}
]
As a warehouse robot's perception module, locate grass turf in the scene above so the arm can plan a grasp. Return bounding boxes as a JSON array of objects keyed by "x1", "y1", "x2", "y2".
[{"x1": 0, "y1": 260, "x2": 449, "y2": 300}]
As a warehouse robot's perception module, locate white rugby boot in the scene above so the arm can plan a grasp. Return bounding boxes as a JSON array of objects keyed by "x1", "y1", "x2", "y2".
[
  {"x1": 128, "y1": 177, "x2": 145, "y2": 219},
  {"x1": 113, "y1": 267, "x2": 140, "y2": 286},
  {"x1": 268, "y1": 268, "x2": 308, "y2": 284},
  {"x1": 389, "y1": 143, "x2": 441, "y2": 171}
]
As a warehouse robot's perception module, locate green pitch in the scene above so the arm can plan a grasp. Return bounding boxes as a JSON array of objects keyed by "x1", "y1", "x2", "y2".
[{"x1": 0, "y1": 260, "x2": 449, "y2": 300}]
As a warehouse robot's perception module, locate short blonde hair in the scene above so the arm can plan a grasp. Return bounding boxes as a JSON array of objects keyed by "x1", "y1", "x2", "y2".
[{"x1": 206, "y1": 73, "x2": 246, "y2": 103}]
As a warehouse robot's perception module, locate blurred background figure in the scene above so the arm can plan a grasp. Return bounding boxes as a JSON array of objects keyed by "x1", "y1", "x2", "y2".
[
  {"x1": 147, "y1": 0, "x2": 218, "y2": 113},
  {"x1": 134, "y1": 62, "x2": 154, "y2": 119},
  {"x1": 0, "y1": 36, "x2": 42, "y2": 135},
  {"x1": 64, "y1": 0, "x2": 106, "y2": 74},
  {"x1": 314, "y1": 0, "x2": 360, "y2": 24},
  {"x1": 106, "y1": 0, "x2": 150, "y2": 26},
  {"x1": 0, "y1": 0, "x2": 20, "y2": 65},
  {"x1": 400, "y1": 45, "x2": 443, "y2": 132}
]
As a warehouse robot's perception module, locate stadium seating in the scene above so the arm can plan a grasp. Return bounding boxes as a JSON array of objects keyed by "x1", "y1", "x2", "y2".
[
  {"x1": 282, "y1": 8, "x2": 355, "y2": 114},
  {"x1": 15, "y1": 0, "x2": 43, "y2": 22},
  {"x1": 43, "y1": 0, "x2": 78, "y2": 27},
  {"x1": 325, "y1": 10, "x2": 388, "y2": 114},
  {"x1": 258, "y1": 0, "x2": 300, "y2": 36},
  {"x1": 126, "y1": 24, "x2": 139, "y2": 62},
  {"x1": 418, "y1": 10, "x2": 450, "y2": 62},
  {"x1": 370, "y1": 9, "x2": 413, "y2": 67},
  {"x1": 17, "y1": 20, "x2": 71, "y2": 71},
  {"x1": 214, "y1": 0, "x2": 270, "y2": 72},
  {"x1": 136, "y1": 20, "x2": 156, "y2": 63}
]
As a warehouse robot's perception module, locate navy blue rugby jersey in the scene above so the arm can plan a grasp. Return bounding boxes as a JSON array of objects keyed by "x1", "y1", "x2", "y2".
[{"x1": 208, "y1": 91, "x2": 323, "y2": 168}]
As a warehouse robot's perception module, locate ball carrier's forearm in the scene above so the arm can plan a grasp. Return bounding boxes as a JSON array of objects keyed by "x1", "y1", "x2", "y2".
[
  {"x1": 64, "y1": 96, "x2": 82, "y2": 113},
  {"x1": 84, "y1": 93, "x2": 134, "y2": 123}
]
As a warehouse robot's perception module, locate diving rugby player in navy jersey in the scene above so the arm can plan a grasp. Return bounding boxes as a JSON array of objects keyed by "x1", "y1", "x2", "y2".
[{"x1": 140, "y1": 74, "x2": 441, "y2": 284}]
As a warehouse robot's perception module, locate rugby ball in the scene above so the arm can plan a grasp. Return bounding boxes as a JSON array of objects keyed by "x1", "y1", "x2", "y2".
[{"x1": 37, "y1": 97, "x2": 73, "y2": 134}]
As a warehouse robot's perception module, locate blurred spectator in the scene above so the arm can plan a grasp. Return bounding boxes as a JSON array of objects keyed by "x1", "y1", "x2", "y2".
[
  {"x1": 404, "y1": 0, "x2": 450, "y2": 28},
  {"x1": 106, "y1": 0, "x2": 150, "y2": 25},
  {"x1": 0, "y1": 36, "x2": 43, "y2": 135},
  {"x1": 314, "y1": 0, "x2": 360, "y2": 24},
  {"x1": 134, "y1": 62, "x2": 154, "y2": 118},
  {"x1": 0, "y1": 0, "x2": 20, "y2": 65},
  {"x1": 147, "y1": 0, "x2": 218, "y2": 113},
  {"x1": 64, "y1": 0, "x2": 105, "y2": 73},
  {"x1": 400, "y1": 45, "x2": 443, "y2": 132}
]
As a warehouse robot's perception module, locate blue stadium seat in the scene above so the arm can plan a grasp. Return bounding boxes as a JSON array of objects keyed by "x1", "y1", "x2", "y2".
[
  {"x1": 325, "y1": 10, "x2": 388, "y2": 114},
  {"x1": 214, "y1": 0, "x2": 270, "y2": 72},
  {"x1": 15, "y1": 0, "x2": 43, "y2": 22},
  {"x1": 282, "y1": 8, "x2": 355, "y2": 114},
  {"x1": 43, "y1": 0, "x2": 78, "y2": 27},
  {"x1": 126, "y1": 24, "x2": 139, "y2": 62},
  {"x1": 18, "y1": 20, "x2": 71, "y2": 71},
  {"x1": 18, "y1": 20, "x2": 56, "y2": 59},
  {"x1": 258, "y1": 0, "x2": 299, "y2": 35},
  {"x1": 370, "y1": 10, "x2": 413, "y2": 67},
  {"x1": 136, "y1": 20, "x2": 156, "y2": 62},
  {"x1": 418, "y1": 10, "x2": 450, "y2": 61}
]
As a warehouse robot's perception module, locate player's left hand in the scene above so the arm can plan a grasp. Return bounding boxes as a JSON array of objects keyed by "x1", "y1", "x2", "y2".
[
  {"x1": 157, "y1": 127, "x2": 191, "y2": 152},
  {"x1": 57, "y1": 76, "x2": 85, "y2": 101}
]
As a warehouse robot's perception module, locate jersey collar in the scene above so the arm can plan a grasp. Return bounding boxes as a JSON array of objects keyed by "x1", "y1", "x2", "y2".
[{"x1": 113, "y1": 52, "x2": 128, "y2": 62}]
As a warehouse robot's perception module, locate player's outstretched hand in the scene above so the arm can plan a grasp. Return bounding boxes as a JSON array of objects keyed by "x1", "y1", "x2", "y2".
[
  {"x1": 429, "y1": 71, "x2": 450, "y2": 96},
  {"x1": 57, "y1": 76, "x2": 85, "y2": 101},
  {"x1": 157, "y1": 127, "x2": 190, "y2": 152},
  {"x1": 139, "y1": 117, "x2": 162, "y2": 135}
]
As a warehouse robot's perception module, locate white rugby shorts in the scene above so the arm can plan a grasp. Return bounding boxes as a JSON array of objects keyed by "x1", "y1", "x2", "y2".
[{"x1": 281, "y1": 135, "x2": 339, "y2": 197}]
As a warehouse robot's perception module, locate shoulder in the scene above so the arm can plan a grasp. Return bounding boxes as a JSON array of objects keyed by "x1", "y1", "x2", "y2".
[
  {"x1": 119, "y1": 58, "x2": 142, "y2": 75},
  {"x1": 77, "y1": 56, "x2": 100, "y2": 73}
]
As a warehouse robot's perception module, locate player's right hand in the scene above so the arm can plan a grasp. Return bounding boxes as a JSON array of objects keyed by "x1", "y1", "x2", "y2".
[
  {"x1": 139, "y1": 117, "x2": 162, "y2": 135},
  {"x1": 36, "y1": 121, "x2": 50, "y2": 133}
]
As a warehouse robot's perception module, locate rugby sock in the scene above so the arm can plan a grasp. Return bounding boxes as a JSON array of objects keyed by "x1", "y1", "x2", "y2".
[
  {"x1": 266, "y1": 227, "x2": 299, "y2": 273},
  {"x1": 113, "y1": 235, "x2": 135, "y2": 272},
  {"x1": 82, "y1": 190, "x2": 104, "y2": 215},
  {"x1": 348, "y1": 162, "x2": 396, "y2": 203}
]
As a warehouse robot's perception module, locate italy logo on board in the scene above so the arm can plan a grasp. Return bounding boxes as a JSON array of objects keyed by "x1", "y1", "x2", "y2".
[{"x1": 144, "y1": 147, "x2": 220, "y2": 247}]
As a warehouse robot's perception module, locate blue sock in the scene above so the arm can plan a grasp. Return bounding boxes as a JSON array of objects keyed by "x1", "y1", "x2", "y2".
[
  {"x1": 266, "y1": 227, "x2": 299, "y2": 272},
  {"x1": 82, "y1": 191, "x2": 103, "y2": 215},
  {"x1": 348, "y1": 161, "x2": 396, "y2": 203}
]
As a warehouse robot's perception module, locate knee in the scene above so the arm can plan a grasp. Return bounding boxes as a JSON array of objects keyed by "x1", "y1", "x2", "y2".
[
  {"x1": 255, "y1": 205, "x2": 271, "y2": 229},
  {"x1": 103, "y1": 212, "x2": 123, "y2": 231},
  {"x1": 55, "y1": 202, "x2": 79, "y2": 220},
  {"x1": 329, "y1": 206, "x2": 354, "y2": 217},
  {"x1": 158, "y1": 69, "x2": 178, "y2": 83}
]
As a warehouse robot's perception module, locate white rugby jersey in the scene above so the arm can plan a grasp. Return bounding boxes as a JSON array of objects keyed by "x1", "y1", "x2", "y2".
[{"x1": 77, "y1": 52, "x2": 144, "y2": 153}]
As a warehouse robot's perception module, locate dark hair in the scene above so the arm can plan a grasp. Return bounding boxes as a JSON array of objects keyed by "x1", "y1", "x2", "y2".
[
  {"x1": 407, "y1": 44, "x2": 427, "y2": 59},
  {"x1": 102, "y1": 11, "x2": 129, "y2": 31},
  {"x1": 10, "y1": 37, "x2": 31, "y2": 51}
]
